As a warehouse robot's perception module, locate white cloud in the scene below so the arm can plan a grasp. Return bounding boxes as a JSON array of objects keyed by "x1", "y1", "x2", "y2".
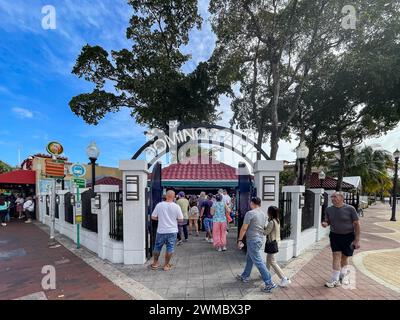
[{"x1": 12, "y1": 107, "x2": 34, "y2": 119}]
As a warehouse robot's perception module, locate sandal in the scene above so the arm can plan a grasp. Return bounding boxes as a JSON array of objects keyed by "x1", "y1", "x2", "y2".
[
  {"x1": 163, "y1": 264, "x2": 173, "y2": 271},
  {"x1": 150, "y1": 264, "x2": 160, "y2": 270}
]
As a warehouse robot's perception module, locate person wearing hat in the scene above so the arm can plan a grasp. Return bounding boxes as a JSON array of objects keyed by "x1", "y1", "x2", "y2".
[{"x1": 176, "y1": 191, "x2": 189, "y2": 245}]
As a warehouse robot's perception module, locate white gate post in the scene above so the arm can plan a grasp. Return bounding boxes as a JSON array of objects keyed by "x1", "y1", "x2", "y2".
[
  {"x1": 94, "y1": 185, "x2": 120, "y2": 262},
  {"x1": 56, "y1": 190, "x2": 69, "y2": 234},
  {"x1": 309, "y1": 188, "x2": 328, "y2": 241},
  {"x1": 282, "y1": 185, "x2": 305, "y2": 257},
  {"x1": 253, "y1": 160, "x2": 283, "y2": 211},
  {"x1": 119, "y1": 160, "x2": 148, "y2": 265}
]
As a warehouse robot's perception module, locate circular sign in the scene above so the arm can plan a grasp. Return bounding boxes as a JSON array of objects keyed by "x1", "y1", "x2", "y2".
[
  {"x1": 46, "y1": 141, "x2": 64, "y2": 156},
  {"x1": 70, "y1": 163, "x2": 86, "y2": 178}
]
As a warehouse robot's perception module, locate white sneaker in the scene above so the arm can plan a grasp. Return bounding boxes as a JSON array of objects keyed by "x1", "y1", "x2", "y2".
[
  {"x1": 177, "y1": 240, "x2": 183, "y2": 246},
  {"x1": 325, "y1": 279, "x2": 342, "y2": 288},
  {"x1": 205, "y1": 237, "x2": 209, "y2": 242},
  {"x1": 279, "y1": 277, "x2": 291, "y2": 287},
  {"x1": 217, "y1": 247, "x2": 222, "y2": 252},
  {"x1": 25, "y1": 219, "x2": 32, "y2": 224},
  {"x1": 222, "y1": 246, "x2": 227, "y2": 251},
  {"x1": 340, "y1": 273, "x2": 350, "y2": 285},
  {"x1": 1, "y1": 223, "x2": 6, "y2": 227},
  {"x1": 208, "y1": 239, "x2": 213, "y2": 243}
]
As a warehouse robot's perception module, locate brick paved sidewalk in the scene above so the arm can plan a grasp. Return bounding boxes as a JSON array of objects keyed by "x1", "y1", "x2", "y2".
[
  {"x1": 0, "y1": 220, "x2": 131, "y2": 300},
  {"x1": 244, "y1": 202, "x2": 400, "y2": 300}
]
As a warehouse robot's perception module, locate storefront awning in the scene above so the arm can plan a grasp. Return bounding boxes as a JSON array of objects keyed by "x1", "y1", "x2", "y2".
[{"x1": 0, "y1": 170, "x2": 36, "y2": 185}]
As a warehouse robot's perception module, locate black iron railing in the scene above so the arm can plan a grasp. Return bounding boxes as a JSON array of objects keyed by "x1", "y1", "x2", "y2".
[
  {"x1": 301, "y1": 190, "x2": 315, "y2": 231},
  {"x1": 109, "y1": 192, "x2": 123, "y2": 241},
  {"x1": 82, "y1": 189, "x2": 98, "y2": 233},
  {"x1": 344, "y1": 191, "x2": 360, "y2": 211},
  {"x1": 279, "y1": 192, "x2": 292, "y2": 239},
  {"x1": 64, "y1": 192, "x2": 74, "y2": 224}
]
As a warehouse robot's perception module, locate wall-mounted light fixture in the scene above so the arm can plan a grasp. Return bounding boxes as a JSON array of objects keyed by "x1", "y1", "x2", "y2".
[
  {"x1": 299, "y1": 194, "x2": 305, "y2": 209},
  {"x1": 94, "y1": 194, "x2": 101, "y2": 209},
  {"x1": 126, "y1": 175, "x2": 139, "y2": 201},
  {"x1": 262, "y1": 176, "x2": 276, "y2": 201},
  {"x1": 320, "y1": 194, "x2": 325, "y2": 206},
  {"x1": 70, "y1": 195, "x2": 76, "y2": 206},
  {"x1": 55, "y1": 195, "x2": 60, "y2": 205}
]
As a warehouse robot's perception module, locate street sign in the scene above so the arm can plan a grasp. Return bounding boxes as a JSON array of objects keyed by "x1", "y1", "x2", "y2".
[
  {"x1": 46, "y1": 141, "x2": 64, "y2": 156},
  {"x1": 72, "y1": 178, "x2": 86, "y2": 189},
  {"x1": 45, "y1": 159, "x2": 65, "y2": 178},
  {"x1": 70, "y1": 163, "x2": 86, "y2": 178},
  {"x1": 75, "y1": 202, "x2": 82, "y2": 224}
]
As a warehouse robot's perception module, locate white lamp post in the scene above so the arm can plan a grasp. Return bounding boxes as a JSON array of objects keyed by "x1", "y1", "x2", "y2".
[{"x1": 86, "y1": 142, "x2": 100, "y2": 189}]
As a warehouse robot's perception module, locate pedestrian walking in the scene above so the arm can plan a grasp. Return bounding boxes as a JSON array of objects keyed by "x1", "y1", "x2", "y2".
[
  {"x1": 200, "y1": 194, "x2": 214, "y2": 243},
  {"x1": 23, "y1": 196, "x2": 35, "y2": 223},
  {"x1": 0, "y1": 195, "x2": 10, "y2": 227},
  {"x1": 264, "y1": 206, "x2": 291, "y2": 287},
  {"x1": 150, "y1": 190, "x2": 183, "y2": 271},
  {"x1": 188, "y1": 197, "x2": 200, "y2": 236},
  {"x1": 322, "y1": 191, "x2": 361, "y2": 288},
  {"x1": 210, "y1": 194, "x2": 230, "y2": 251},
  {"x1": 15, "y1": 194, "x2": 25, "y2": 219},
  {"x1": 236, "y1": 197, "x2": 277, "y2": 293},
  {"x1": 198, "y1": 192, "x2": 206, "y2": 232},
  {"x1": 176, "y1": 191, "x2": 189, "y2": 245}
]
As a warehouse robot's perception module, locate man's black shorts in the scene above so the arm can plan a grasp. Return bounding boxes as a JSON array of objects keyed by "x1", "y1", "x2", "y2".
[{"x1": 329, "y1": 232, "x2": 355, "y2": 256}]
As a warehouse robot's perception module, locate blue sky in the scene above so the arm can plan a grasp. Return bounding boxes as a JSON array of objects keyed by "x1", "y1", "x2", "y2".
[{"x1": 0, "y1": 0, "x2": 399, "y2": 168}]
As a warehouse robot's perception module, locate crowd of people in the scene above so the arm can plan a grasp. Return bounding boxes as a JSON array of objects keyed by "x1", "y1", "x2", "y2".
[
  {"x1": 150, "y1": 189, "x2": 361, "y2": 294},
  {"x1": 0, "y1": 193, "x2": 35, "y2": 227}
]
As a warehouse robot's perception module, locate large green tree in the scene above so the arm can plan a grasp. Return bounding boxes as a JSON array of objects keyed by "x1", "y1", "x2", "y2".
[{"x1": 70, "y1": 0, "x2": 227, "y2": 131}]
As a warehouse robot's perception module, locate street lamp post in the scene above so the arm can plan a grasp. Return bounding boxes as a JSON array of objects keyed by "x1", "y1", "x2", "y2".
[
  {"x1": 296, "y1": 141, "x2": 309, "y2": 185},
  {"x1": 391, "y1": 149, "x2": 400, "y2": 221},
  {"x1": 86, "y1": 142, "x2": 100, "y2": 189},
  {"x1": 319, "y1": 170, "x2": 326, "y2": 188}
]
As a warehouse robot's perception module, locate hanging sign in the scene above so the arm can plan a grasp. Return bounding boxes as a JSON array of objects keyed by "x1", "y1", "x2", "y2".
[{"x1": 46, "y1": 141, "x2": 64, "y2": 156}]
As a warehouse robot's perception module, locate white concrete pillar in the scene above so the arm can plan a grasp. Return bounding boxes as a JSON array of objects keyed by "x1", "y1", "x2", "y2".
[
  {"x1": 325, "y1": 190, "x2": 335, "y2": 207},
  {"x1": 56, "y1": 190, "x2": 69, "y2": 234},
  {"x1": 119, "y1": 160, "x2": 148, "y2": 265},
  {"x1": 253, "y1": 160, "x2": 284, "y2": 212},
  {"x1": 283, "y1": 185, "x2": 305, "y2": 257},
  {"x1": 309, "y1": 188, "x2": 328, "y2": 241},
  {"x1": 94, "y1": 185, "x2": 119, "y2": 260}
]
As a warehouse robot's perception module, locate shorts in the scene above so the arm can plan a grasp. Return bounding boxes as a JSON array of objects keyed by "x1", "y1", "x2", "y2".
[
  {"x1": 329, "y1": 232, "x2": 355, "y2": 257},
  {"x1": 153, "y1": 233, "x2": 177, "y2": 254},
  {"x1": 203, "y1": 218, "x2": 213, "y2": 232}
]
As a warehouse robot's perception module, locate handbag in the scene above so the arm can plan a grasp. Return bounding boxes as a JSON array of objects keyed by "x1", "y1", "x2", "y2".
[{"x1": 264, "y1": 221, "x2": 279, "y2": 254}]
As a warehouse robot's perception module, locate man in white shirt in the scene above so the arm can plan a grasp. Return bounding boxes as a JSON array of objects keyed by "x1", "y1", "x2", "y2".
[
  {"x1": 222, "y1": 189, "x2": 232, "y2": 207},
  {"x1": 150, "y1": 190, "x2": 183, "y2": 271}
]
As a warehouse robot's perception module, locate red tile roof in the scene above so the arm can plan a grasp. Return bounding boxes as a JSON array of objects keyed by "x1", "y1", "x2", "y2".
[
  {"x1": 309, "y1": 172, "x2": 355, "y2": 191},
  {"x1": 0, "y1": 170, "x2": 36, "y2": 185},
  {"x1": 162, "y1": 162, "x2": 238, "y2": 181},
  {"x1": 87, "y1": 176, "x2": 122, "y2": 189}
]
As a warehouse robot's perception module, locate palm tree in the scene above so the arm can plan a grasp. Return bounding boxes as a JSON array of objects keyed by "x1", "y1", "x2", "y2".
[{"x1": 328, "y1": 146, "x2": 393, "y2": 195}]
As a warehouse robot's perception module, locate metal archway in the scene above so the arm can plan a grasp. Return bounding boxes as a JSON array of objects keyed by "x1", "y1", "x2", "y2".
[{"x1": 132, "y1": 123, "x2": 269, "y2": 168}]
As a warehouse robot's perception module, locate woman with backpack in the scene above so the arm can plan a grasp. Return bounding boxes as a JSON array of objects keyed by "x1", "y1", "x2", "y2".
[{"x1": 264, "y1": 206, "x2": 291, "y2": 287}]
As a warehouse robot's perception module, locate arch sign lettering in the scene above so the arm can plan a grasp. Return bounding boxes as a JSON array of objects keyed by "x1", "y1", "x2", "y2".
[{"x1": 133, "y1": 121, "x2": 269, "y2": 169}]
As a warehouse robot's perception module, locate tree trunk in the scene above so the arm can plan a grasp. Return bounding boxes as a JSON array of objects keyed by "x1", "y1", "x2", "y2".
[
  {"x1": 269, "y1": 61, "x2": 281, "y2": 160},
  {"x1": 256, "y1": 128, "x2": 263, "y2": 160},
  {"x1": 304, "y1": 138, "x2": 317, "y2": 188},
  {"x1": 336, "y1": 133, "x2": 346, "y2": 191}
]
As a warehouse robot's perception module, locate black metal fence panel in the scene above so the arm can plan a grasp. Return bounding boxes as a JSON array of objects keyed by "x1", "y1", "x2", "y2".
[
  {"x1": 45, "y1": 195, "x2": 49, "y2": 216},
  {"x1": 64, "y1": 192, "x2": 74, "y2": 224},
  {"x1": 302, "y1": 190, "x2": 315, "y2": 231},
  {"x1": 109, "y1": 191, "x2": 123, "y2": 241},
  {"x1": 279, "y1": 192, "x2": 292, "y2": 239},
  {"x1": 82, "y1": 189, "x2": 98, "y2": 233}
]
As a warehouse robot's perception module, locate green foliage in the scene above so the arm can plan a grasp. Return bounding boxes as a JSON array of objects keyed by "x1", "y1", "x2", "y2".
[
  {"x1": 70, "y1": 0, "x2": 227, "y2": 131},
  {"x1": 328, "y1": 146, "x2": 394, "y2": 195},
  {"x1": 0, "y1": 161, "x2": 12, "y2": 174}
]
